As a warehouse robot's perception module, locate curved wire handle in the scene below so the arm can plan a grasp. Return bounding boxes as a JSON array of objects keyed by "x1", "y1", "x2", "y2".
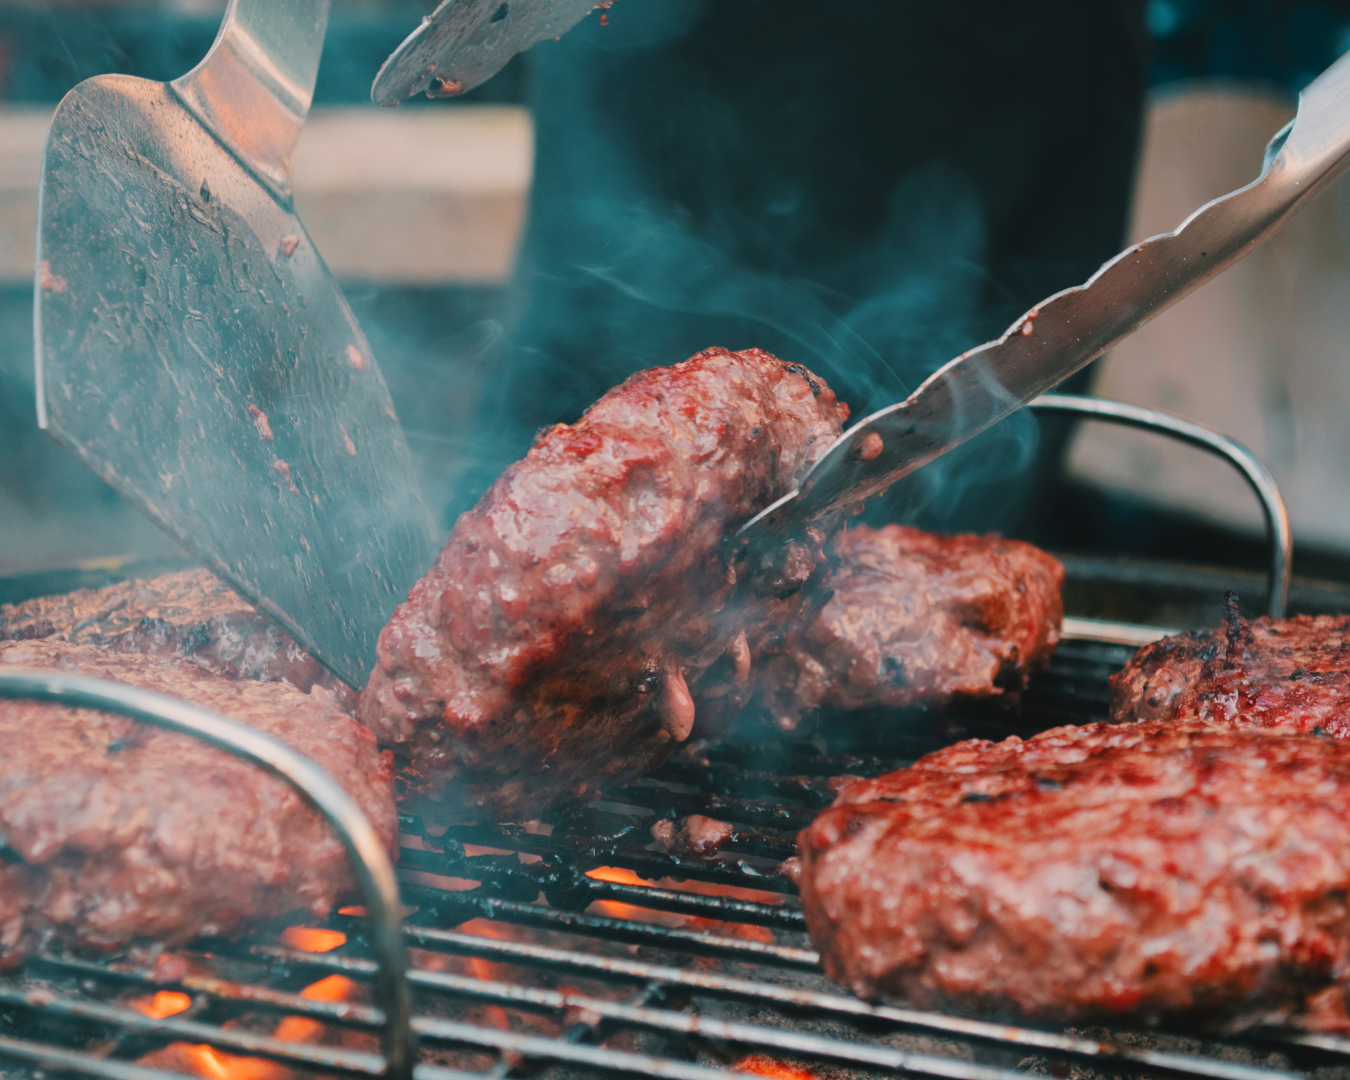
[
  {"x1": 1031, "y1": 394, "x2": 1291, "y2": 619},
  {"x1": 0, "y1": 672, "x2": 413, "y2": 1080}
]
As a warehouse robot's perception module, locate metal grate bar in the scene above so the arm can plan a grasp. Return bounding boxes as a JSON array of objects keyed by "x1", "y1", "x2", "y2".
[
  {"x1": 0, "y1": 1032, "x2": 489, "y2": 1080},
  {"x1": 31, "y1": 954, "x2": 1034, "y2": 1080},
  {"x1": 397, "y1": 836, "x2": 792, "y2": 893},
  {"x1": 374, "y1": 894, "x2": 819, "y2": 968},
  {"x1": 0, "y1": 1033, "x2": 220, "y2": 1080},
  {"x1": 0, "y1": 987, "x2": 388, "y2": 1075},
  {"x1": 398, "y1": 876, "x2": 807, "y2": 931},
  {"x1": 248, "y1": 939, "x2": 1312, "y2": 1080},
  {"x1": 598, "y1": 787, "x2": 820, "y2": 830}
]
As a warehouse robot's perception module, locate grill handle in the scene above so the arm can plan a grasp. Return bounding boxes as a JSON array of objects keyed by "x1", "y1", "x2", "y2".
[
  {"x1": 1030, "y1": 394, "x2": 1291, "y2": 619},
  {"x1": 0, "y1": 672, "x2": 413, "y2": 1080}
]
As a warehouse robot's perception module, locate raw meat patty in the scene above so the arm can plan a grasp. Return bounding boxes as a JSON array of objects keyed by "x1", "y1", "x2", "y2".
[
  {"x1": 1111, "y1": 599, "x2": 1350, "y2": 734},
  {"x1": 0, "y1": 639, "x2": 397, "y2": 968},
  {"x1": 358, "y1": 347, "x2": 849, "y2": 821},
  {"x1": 799, "y1": 718, "x2": 1350, "y2": 1033},
  {"x1": 701, "y1": 525, "x2": 1063, "y2": 733}
]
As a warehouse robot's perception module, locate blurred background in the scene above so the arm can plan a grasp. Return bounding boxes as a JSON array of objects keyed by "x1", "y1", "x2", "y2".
[{"x1": 3, "y1": 0, "x2": 1350, "y2": 596}]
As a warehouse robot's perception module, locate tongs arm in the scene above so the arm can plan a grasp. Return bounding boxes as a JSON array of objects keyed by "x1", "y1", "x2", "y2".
[{"x1": 737, "y1": 51, "x2": 1350, "y2": 544}]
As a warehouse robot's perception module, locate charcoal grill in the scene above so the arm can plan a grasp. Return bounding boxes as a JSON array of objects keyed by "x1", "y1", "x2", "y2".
[{"x1": 0, "y1": 398, "x2": 1341, "y2": 1080}]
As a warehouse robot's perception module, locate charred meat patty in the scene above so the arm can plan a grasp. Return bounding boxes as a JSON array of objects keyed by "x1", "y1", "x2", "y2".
[
  {"x1": 0, "y1": 639, "x2": 397, "y2": 968},
  {"x1": 1111, "y1": 599, "x2": 1350, "y2": 734},
  {"x1": 799, "y1": 718, "x2": 1350, "y2": 1033},
  {"x1": 0, "y1": 569, "x2": 350, "y2": 707},
  {"x1": 358, "y1": 347, "x2": 849, "y2": 820},
  {"x1": 702, "y1": 525, "x2": 1063, "y2": 733}
]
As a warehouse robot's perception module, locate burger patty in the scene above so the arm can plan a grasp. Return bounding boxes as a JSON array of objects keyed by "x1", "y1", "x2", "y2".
[
  {"x1": 700, "y1": 526, "x2": 1063, "y2": 733},
  {"x1": 0, "y1": 639, "x2": 397, "y2": 968},
  {"x1": 358, "y1": 347, "x2": 849, "y2": 821},
  {"x1": 799, "y1": 719, "x2": 1350, "y2": 1033},
  {"x1": 0, "y1": 569, "x2": 351, "y2": 708},
  {"x1": 1110, "y1": 600, "x2": 1350, "y2": 734}
]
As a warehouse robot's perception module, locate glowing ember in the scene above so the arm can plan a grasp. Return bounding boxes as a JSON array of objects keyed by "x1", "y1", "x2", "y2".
[
  {"x1": 162, "y1": 1044, "x2": 283, "y2": 1080},
  {"x1": 130, "y1": 991, "x2": 192, "y2": 1019},
  {"x1": 585, "y1": 867, "x2": 780, "y2": 940},
  {"x1": 279, "y1": 927, "x2": 346, "y2": 953},
  {"x1": 272, "y1": 974, "x2": 357, "y2": 1045},
  {"x1": 734, "y1": 1055, "x2": 817, "y2": 1080},
  {"x1": 300, "y1": 974, "x2": 355, "y2": 1002},
  {"x1": 585, "y1": 865, "x2": 789, "y2": 906},
  {"x1": 586, "y1": 866, "x2": 650, "y2": 886}
]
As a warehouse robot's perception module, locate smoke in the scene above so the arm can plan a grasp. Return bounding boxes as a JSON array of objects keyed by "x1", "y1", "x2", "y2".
[{"x1": 443, "y1": 0, "x2": 1047, "y2": 533}]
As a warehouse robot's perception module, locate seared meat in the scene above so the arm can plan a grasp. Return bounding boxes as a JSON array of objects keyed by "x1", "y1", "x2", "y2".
[
  {"x1": 1110, "y1": 601, "x2": 1350, "y2": 734},
  {"x1": 358, "y1": 348, "x2": 849, "y2": 821},
  {"x1": 0, "y1": 639, "x2": 397, "y2": 968},
  {"x1": 0, "y1": 569, "x2": 351, "y2": 708},
  {"x1": 650, "y1": 814, "x2": 734, "y2": 856},
  {"x1": 702, "y1": 525, "x2": 1063, "y2": 733},
  {"x1": 799, "y1": 719, "x2": 1350, "y2": 1033}
]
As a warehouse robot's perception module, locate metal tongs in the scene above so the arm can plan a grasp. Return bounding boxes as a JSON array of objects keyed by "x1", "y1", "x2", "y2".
[{"x1": 737, "y1": 53, "x2": 1350, "y2": 546}]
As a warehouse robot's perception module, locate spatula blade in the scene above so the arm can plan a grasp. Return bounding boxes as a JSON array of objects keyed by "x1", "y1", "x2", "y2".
[{"x1": 35, "y1": 74, "x2": 436, "y2": 689}]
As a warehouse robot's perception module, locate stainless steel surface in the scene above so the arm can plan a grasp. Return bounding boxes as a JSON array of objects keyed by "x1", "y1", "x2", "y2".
[
  {"x1": 1060, "y1": 616, "x2": 1179, "y2": 645},
  {"x1": 372, "y1": 0, "x2": 603, "y2": 106},
  {"x1": 172, "y1": 0, "x2": 329, "y2": 203},
  {"x1": 736, "y1": 50, "x2": 1350, "y2": 545},
  {"x1": 0, "y1": 670, "x2": 414, "y2": 1080},
  {"x1": 1031, "y1": 394, "x2": 1292, "y2": 618},
  {"x1": 33, "y1": 0, "x2": 436, "y2": 689}
]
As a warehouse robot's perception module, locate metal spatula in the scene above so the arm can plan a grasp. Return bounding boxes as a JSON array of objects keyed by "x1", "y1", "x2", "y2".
[
  {"x1": 737, "y1": 51, "x2": 1350, "y2": 546},
  {"x1": 34, "y1": 0, "x2": 435, "y2": 690}
]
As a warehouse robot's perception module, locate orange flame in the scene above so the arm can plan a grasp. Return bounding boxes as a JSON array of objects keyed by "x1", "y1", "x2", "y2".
[
  {"x1": 279, "y1": 927, "x2": 346, "y2": 953},
  {"x1": 272, "y1": 974, "x2": 358, "y2": 1045},
  {"x1": 585, "y1": 867, "x2": 776, "y2": 941},
  {"x1": 142, "y1": 975, "x2": 356, "y2": 1080},
  {"x1": 164, "y1": 1045, "x2": 285, "y2": 1080},
  {"x1": 130, "y1": 991, "x2": 192, "y2": 1019},
  {"x1": 734, "y1": 1055, "x2": 817, "y2": 1080}
]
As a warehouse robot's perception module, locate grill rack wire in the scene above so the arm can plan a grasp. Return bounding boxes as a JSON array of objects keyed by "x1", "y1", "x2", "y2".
[{"x1": 0, "y1": 397, "x2": 1324, "y2": 1080}]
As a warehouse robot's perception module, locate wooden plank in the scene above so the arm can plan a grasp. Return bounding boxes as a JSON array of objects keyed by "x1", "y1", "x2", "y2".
[{"x1": 0, "y1": 105, "x2": 532, "y2": 285}]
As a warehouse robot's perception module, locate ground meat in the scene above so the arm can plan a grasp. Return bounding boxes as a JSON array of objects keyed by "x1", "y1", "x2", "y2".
[
  {"x1": 0, "y1": 639, "x2": 397, "y2": 969},
  {"x1": 358, "y1": 348, "x2": 849, "y2": 821},
  {"x1": 0, "y1": 569, "x2": 352, "y2": 709},
  {"x1": 799, "y1": 718, "x2": 1350, "y2": 1033},
  {"x1": 1110, "y1": 600, "x2": 1350, "y2": 734},
  {"x1": 650, "y1": 814, "x2": 734, "y2": 856},
  {"x1": 701, "y1": 525, "x2": 1063, "y2": 733}
]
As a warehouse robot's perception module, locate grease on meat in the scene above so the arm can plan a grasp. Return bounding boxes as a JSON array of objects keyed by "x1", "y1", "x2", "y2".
[{"x1": 799, "y1": 719, "x2": 1350, "y2": 1032}]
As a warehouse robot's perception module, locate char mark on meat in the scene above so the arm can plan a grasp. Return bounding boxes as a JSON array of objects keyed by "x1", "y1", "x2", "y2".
[{"x1": 1110, "y1": 600, "x2": 1350, "y2": 736}]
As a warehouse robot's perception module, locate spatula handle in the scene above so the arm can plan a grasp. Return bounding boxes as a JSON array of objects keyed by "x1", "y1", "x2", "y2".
[{"x1": 171, "y1": 0, "x2": 331, "y2": 204}]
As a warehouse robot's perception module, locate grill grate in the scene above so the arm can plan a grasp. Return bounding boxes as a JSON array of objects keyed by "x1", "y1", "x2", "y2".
[{"x1": 6, "y1": 639, "x2": 1350, "y2": 1080}]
